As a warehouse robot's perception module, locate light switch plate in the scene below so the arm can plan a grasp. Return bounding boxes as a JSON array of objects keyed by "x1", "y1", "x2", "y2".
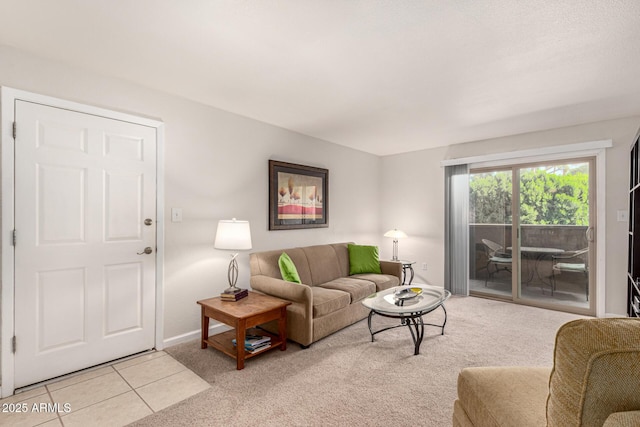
[
  {"x1": 171, "y1": 208, "x2": 183, "y2": 223},
  {"x1": 618, "y1": 210, "x2": 628, "y2": 222}
]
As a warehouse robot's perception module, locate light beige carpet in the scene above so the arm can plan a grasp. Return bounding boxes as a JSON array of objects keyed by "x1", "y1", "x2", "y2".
[{"x1": 129, "y1": 296, "x2": 585, "y2": 427}]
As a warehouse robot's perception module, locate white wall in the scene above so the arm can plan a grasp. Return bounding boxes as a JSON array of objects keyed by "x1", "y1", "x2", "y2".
[
  {"x1": 0, "y1": 45, "x2": 383, "y2": 341},
  {"x1": 1, "y1": 43, "x2": 637, "y2": 348},
  {"x1": 381, "y1": 117, "x2": 639, "y2": 316}
]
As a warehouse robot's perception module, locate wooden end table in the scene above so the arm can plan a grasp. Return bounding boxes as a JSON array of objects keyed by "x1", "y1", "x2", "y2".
[{"x1": 197, "y1": 291, "x2": 291, "y2": 370}]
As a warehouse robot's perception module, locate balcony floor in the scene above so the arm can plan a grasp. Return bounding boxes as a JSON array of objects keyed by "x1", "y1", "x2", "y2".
[{"x1": 470, "y1": 276, "x2": 589, "y2": 310}]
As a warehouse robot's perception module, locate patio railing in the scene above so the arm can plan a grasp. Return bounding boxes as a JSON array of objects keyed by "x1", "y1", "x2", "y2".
[{"x1": 470, "y1": 224, "x2": 588, "y2": 284}]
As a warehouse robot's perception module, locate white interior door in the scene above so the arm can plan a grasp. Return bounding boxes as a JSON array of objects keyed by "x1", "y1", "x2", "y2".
[{"x1": 14, "y1": 100, "x2": 157, "y2": 388}]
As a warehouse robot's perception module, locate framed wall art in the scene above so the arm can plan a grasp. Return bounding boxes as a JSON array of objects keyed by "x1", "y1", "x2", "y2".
[{"x1": 269, "y1": 160, "x2": 328, "y2": 230}]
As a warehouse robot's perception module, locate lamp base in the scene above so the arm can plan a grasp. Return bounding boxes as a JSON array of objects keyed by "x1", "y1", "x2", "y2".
[{"x1": 392, "y1": 239, "x2": 399, "y2": 262}]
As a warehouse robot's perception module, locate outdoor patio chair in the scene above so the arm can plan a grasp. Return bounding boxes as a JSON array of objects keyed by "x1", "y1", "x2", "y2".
[
  {"x1": 482, "y1": 239, "x2": 512, "y2": 286},
  {"x1": 551, "y1": 248, "x2": 589, "y2": 300}
]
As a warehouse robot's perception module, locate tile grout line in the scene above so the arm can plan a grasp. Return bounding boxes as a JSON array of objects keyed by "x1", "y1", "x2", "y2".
[
  {"x1": 114, "y1": 354, "x2": 205, "y2": 415},
  {"x1": 0, "y1": 388, "x2": 47, "y2": 405},
  {"x1": 112, "y1": 362, "x2": 156, "y2": 414},
  {"x1": 135, "y1": 364, "x2": 191, "y2": 391},
  {"x1": 44, "y1": 382, "x2": 64, "y2": 427},
  {"x1": 52, "y1": 365, "x2": 120, "y2": 424},
  {"x1": 54, "y1": 366, "x2": 130, "y2": 422},
  {"x1": 132, "y1": 368, "x2": 211, "y2": 417},
  {"x1": 23, "y1": 353, "x2": 196, "y2": 425},
  {"x1": 5, "y1": 352, "x2": 169, "y2": 427},
  {"x1": 41, "y1": 365, "x2": 115, "y2": 394},
  {"x1": 112, "y1": 352, "x2": 168, "y2": 373},
  {"x1": 58, "y1": 389, "x2": 140, "y2": 425},
  {"x1": 41, "y1": 351, "x2": 165, "y2": 396},
  {"x1": 19, "y1": 349, "x2": 162, "y2": 397}
]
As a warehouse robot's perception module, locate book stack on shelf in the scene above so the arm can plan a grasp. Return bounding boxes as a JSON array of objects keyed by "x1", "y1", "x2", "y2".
[
  {"x1": 220, "y1": 288, "x2": 248, "y2": 301},
  {"x1": 232, "y1": 334, "x2": 272, "y2": 354}
]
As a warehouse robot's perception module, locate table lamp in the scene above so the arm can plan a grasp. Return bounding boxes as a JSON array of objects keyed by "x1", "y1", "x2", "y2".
[
  {"x1": 384, "y1": 228, "x2": 407, "y2": 261},
  {"x1": 214, "y1": 218, "x2": 252, "y2": 294}
]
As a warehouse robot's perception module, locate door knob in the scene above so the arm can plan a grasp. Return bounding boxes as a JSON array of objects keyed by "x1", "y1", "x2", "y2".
[
  {"x1": 137, "y1": 247, "x2": 153, "y2": 255},
  {"x1": 144, "y1": 218, "x2": 153, "y2": 226}
]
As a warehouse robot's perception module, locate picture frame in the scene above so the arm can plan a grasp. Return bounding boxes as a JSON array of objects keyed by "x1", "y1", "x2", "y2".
[{"x1": 269, "y1": 160, "x2": 329, "y2": 230}]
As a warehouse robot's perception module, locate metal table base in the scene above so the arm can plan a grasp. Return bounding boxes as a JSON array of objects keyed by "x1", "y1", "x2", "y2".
[{"x1": 366, "y1": 303, "x2": 447, "y2": 355}]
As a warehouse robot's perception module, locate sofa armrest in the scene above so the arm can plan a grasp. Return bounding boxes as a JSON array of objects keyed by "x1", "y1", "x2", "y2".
[
  {"x1": 603, "y1": 411, "x2": 640, "y2": 427},
  {"x1": 250, "y1": 274, "x2": 312, "y2": 304},
  {"x1": 380, "y1": 260, "x2": 403, "y2": 282}
]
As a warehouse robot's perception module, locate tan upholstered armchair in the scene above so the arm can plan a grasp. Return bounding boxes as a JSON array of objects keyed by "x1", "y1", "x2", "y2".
[{"x1": 453, "y1": 318, "x2": 640, "y2": 427}]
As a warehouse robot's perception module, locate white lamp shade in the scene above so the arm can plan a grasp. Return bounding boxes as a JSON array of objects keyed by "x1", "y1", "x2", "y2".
[
  {"x1": 214, "y1": 219, "x2": 252, "y2": 250},
  {"x1": 384, "y1": 229, "x2": 407, "y2": 239}
]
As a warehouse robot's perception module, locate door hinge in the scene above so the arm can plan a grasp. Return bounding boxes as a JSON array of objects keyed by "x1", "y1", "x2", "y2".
[
  {"x1": 12, "y1": 336, "x2": 16, "y2": 353},
  {"x1": 12, "y1": 229, "x2": 16, "y2": 246},
  {"x1": 12, "y1": 122, "x2": 16, "y2": 139}
]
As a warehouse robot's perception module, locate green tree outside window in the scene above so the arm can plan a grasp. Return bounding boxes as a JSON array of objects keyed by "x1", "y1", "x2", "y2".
[{"x1": 470, "y1": 165, "x2": 589, "y2": 226}]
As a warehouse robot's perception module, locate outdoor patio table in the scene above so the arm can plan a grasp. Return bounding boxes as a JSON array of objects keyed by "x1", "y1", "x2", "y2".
[{"x1": 508, "y1": 246, "x2": 565, "y2": 291}]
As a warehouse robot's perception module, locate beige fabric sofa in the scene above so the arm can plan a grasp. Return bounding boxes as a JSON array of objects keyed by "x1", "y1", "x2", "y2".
[
  {"x1": 453, "y1": 317, "x2": 640, "y2": 427},
  {"x1": 249, "y1": 242, "x2": 402, "y2": 347}
]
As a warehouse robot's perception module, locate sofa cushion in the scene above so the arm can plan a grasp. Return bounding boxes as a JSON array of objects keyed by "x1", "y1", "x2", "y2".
[
  {"x1": 547, "y1": 318, "x2": 640, "y2": 427},
  {"x1": 350, "y1": 273, "x2": 399, "y2": 291},
  {"x1": 348, "y1": 244, "x2": 382, "y2": 275},
  {"x1": 250, "y1": 247, "x2": 313, "y2": 284},
  {"x1": 317, "y1": 277, "x2": 376, "y2": 303},
  {"x1": 329, "y1": 243, "x2": 352, "y2": 277},
  {"x1": 278, "y1": 252, "x2": 301, "y2": 283},
  {"x1": 456, "y1": 366, "x2": 550, "y2": 427},
  {"x1": 311, "y1": 287, "x2": 350, "y2": 318},
  {"x1": 302, "y1": 245, "x2": 343, "y2": 285}
]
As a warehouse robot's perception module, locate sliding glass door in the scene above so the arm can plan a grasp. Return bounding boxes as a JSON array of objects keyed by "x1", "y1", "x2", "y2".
[
  {"x1": 469, "y1": 169, "x2": 513, "y2": 297},
  {"x1": 469, "y1": 158, "x2": 595, "y2": 315}
]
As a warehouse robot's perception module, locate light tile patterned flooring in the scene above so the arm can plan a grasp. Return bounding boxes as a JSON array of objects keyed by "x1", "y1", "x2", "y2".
[{"x1": 0, "y1": 351, "x2": 210, "y2": 427}]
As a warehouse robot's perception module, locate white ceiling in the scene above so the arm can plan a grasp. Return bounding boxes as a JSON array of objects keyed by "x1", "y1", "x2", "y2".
[{"x1": 1, "y1": 1, "x2": 640, "y2": 156}]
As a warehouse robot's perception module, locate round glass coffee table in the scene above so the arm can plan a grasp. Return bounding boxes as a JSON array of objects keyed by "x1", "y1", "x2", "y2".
[{"x1": 361, "y1": 284, "x2": 451, "y2": 355}]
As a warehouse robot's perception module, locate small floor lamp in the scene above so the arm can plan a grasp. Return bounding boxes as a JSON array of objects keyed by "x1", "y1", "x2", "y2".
[
  {"x1": 214, "y1": 218, "x2": 252, "y2": 294},
  {"x1": 384, "y1": 228, "x2": 407, "y2": 261}
]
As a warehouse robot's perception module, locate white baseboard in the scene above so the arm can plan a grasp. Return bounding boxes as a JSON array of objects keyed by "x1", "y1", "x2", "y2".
[
  {"x1": 605, "y1": 312, "x2": 629, "y2": 318},
  {"x1": 163, "y1": 323, "x2": 232, "y2": 348}
]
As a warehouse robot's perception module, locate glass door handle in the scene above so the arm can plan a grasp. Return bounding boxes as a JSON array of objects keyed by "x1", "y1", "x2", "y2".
[{"x1": 585, "y1": 227, "x2": 595, "y2": 242}]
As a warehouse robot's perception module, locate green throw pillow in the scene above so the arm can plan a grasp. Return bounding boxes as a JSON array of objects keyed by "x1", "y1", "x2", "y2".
[
  {"x1": 348, "y1": 244, "x2": 382, "y2": 275},
  {"x1": 278, "y1": 252, "x2": 301, "y2": 283}
]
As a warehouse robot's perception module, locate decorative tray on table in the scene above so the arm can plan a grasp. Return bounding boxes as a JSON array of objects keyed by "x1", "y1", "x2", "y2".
[{"x1": 394, "y1": 287, "x2": 423, "y2": 300}]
